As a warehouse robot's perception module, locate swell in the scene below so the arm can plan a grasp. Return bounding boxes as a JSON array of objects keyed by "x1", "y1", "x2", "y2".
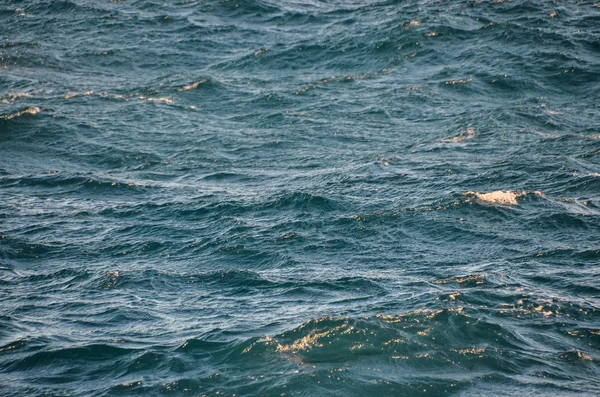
[{"x1": 3, "y1": 305, "x2": 597, "y2": 396}]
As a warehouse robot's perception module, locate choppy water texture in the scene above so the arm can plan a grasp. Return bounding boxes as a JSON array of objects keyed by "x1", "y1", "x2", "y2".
[{"x1": 1, "y1": 0, "x2": 600, "y2": 396}]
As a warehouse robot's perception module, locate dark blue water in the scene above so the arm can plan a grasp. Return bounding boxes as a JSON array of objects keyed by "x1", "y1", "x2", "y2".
[{"x1": 2, "y1": 0, "x2": 600, "y2": 395}]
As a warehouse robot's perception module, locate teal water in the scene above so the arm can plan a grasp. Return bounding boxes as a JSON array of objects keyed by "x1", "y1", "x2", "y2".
[{"x1": 1, "y1": 0, "x2": 600, "y2": 395}]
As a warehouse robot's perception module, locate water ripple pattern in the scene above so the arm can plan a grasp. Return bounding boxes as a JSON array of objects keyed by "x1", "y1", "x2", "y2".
[{"x1": 1, "y1": 0, "x2": 600, "y2": 396}]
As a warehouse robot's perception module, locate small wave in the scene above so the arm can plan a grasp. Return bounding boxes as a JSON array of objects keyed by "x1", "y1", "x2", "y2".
[
  {"x1": 178, "y1": 79, "x2": 209, "y2": 92},
  {"x1": 433, "y1": 274, "x2": 485, "y2": 286},
  {"x1": 253, "y1": 48, "x2": 268, "y2": 57},
  {"x1": 246, "y1": 308, "x2": 528, "y2": 366},
  {"x1": 445, "y1": 78, "x2": 472, "y2": 85},
  {"x1": 464, "y1": 190, "x2": 542, "y2": 206},
  {"x1": 442, "y1": 127, "x2": 475, "y2": 143},
  {"x1": 0, "y1": 107, "x2": 41, "y2": 120},
  {"x1": 64, "y1": 91, "x2": 93, "y2": 99},
  {"x1": 295, "y1": 68, "x2": 392, "y2": 95},
  {"x1": 0, "y1": 92, "x2": 34, "y2": 104},
  {"x1": 405, "y1": 20, "x2": 421, "y2": 28},
  {"x1": 272, "y1": 191, "x2": 340, "y2": 212},
  {"x1": 145, "y1": 97, "x2": 174, "y2": 105},
  {"x1": 559, "y1": 349, "x2": 594, "y2": 362},
  {"x1": 3, "y1": 343, "x2": 137, "y2": 372}
]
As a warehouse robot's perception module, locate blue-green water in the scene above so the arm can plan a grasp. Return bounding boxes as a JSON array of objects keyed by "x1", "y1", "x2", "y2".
[{"x1": 1, "y1": 0, "x2": 600, "y2": 395}]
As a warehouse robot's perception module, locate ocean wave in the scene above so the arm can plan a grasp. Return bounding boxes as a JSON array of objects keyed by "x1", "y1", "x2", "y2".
[{"x1": 0, "y1": 107, "x2": 41, "y2": 121}]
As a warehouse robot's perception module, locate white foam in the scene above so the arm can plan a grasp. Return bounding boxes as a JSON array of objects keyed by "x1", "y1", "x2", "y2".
[{"x1": 465, "y1": 190, "x2": 542, "y2": 206}]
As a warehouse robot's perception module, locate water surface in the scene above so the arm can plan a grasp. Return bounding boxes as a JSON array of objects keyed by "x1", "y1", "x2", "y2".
[{"x1": 1, "y1": 0, "x2": 600, "y2": 395}]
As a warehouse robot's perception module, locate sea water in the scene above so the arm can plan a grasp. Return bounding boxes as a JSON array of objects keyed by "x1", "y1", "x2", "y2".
[{"x1": 1, "y1": 1, "x2": 600, "y2": 396}]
